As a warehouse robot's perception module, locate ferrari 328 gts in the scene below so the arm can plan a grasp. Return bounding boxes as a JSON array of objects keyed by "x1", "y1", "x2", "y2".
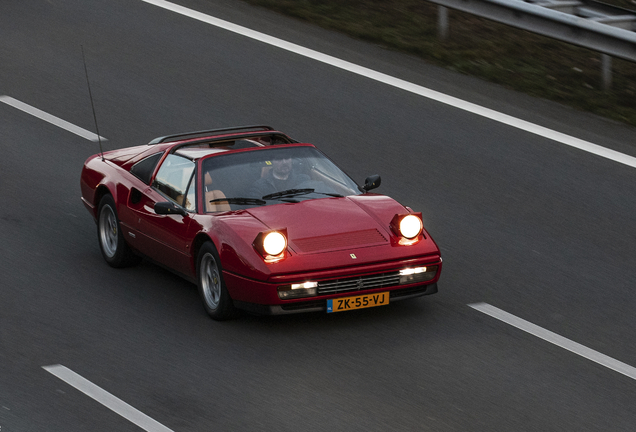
[{"x1": 80, "y1": 126, "x2": 442, "y2": 320}]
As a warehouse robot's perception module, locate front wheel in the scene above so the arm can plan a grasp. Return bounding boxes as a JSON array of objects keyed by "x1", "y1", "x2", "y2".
[
  {"x1": 97, "y1": 194, "x2": 140, "y2": 268},
  {"x1": 197, "y1": 242, "x2": 237, "y2": 320}
]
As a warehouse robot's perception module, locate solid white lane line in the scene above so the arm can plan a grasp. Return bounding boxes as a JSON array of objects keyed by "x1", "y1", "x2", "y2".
[
  {"x1": 0, "y1": 96, "x2": 106, "y2": 142},
  {"x1": 142, "y1": 0, "x2": 636, "y2": 169},
  {"x1": 43, "y1": 365, "x2": 173, "y2": 432},
  {"x1": 469, "y1": 303, "x2": 636, "y2": 381}
]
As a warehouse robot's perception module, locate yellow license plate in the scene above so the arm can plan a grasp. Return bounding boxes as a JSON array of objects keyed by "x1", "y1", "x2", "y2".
[{"x1": 327, "y1": 292, "x2": 389, "y2": 313}]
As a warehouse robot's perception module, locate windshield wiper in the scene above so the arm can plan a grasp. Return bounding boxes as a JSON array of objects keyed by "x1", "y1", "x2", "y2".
[
  {"x1": 262, "y1": 188, "x2": 315, "y2": 200},
  {"x1": 314, "y1": 192, "x2": 344, "y2": 197},
  {"x1": 209, "y1": 197, "x2": 266, "y2": 205}
]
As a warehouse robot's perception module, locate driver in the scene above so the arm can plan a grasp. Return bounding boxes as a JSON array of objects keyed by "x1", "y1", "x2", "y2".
[{"x1": 249, "y1": 153, "x2": 310, "y2": 198}]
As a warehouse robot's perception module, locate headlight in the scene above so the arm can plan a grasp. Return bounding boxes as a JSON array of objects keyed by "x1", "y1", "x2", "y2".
[
  {"x1": 399, "y1": 215, "x2": 423, "y2": 239},
  {"x1": 263, "y1": 231, "x2": 286, "y2": 256},
  {"x1": 390, "y1": 213, "x2": 423, "y2": 241},
  {"x1": 253, "y1": 229, "x2": 288, "y2": 261}
]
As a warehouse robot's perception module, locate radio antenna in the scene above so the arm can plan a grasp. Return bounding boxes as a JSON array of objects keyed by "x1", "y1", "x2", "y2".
[{"x1": 81, "y1": 45, "x2": 105, "y2": 161}]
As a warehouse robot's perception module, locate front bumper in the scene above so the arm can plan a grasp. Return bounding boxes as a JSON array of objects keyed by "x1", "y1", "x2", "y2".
[{"x1": 232, "y1": 282, "x2": 438, "y2": 315}]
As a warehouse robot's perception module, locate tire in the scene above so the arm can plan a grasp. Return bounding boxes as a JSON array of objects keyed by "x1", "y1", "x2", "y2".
[
  {"x1": 97, "y1": 194, "x2": 140, "y2": 268},
  {"x1": 197, "y1": 242, "x2": 237, "y2": 320}
]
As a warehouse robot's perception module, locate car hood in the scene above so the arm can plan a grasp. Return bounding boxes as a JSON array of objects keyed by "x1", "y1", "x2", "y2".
[{"x1": 245, "y1": 195, "x2": 405, "y2": 255}]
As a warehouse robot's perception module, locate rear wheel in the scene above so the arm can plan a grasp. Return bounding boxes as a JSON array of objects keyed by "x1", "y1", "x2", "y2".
[
  {"x1": 197, "y1": 242, "x2": 236, "y2": 320},
  {"x1": 97, "y1": 194, "x2": 140, "y2": 267}
]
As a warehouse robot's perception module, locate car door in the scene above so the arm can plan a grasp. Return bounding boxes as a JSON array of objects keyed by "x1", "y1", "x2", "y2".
[{"x1": 125, "y1": 153, "x2": 197, "y2": 276}]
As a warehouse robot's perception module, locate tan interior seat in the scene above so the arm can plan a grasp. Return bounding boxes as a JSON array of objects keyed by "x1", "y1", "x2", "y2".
[
  {"x1": 206, "y1": 190, "x2": 231, "y2": 212},
  {"x1": 204, "y1": 172, "x2": 231, "y2": 212}
]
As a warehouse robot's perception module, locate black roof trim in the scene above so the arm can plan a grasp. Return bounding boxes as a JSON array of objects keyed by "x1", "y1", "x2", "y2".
[
  {"x1": 148, "y1": 125, "x2": 276, "y2": 145},
  {"x1": 172, "y1": 131, "x2": 297, "y2": 151}
]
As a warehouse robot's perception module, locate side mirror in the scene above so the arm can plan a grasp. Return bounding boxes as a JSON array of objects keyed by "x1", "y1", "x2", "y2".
[
  {"x1": 154, "y1": 201, "x2": 188, "y2": 217},
  {"x1": 363, "y1": 174, "x2": 381, "y2": 192}
]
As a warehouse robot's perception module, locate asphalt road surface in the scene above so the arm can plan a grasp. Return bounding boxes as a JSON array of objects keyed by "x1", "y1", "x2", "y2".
[{"x1": 1, "y1": 1, "x2": 636, "y2": 431}]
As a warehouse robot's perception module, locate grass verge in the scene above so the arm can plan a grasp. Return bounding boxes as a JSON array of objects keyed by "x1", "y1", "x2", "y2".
[{"x1": 243, "y1": 0, "x2": 636, "y2": 127}]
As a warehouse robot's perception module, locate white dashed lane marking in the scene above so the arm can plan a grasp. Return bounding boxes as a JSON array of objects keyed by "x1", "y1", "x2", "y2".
[
  {"x1": 43, "y1": 365, "x2": 173, "y2": 432},
  {"x1": 469, "y1": 303, "x2": 636, "y2": 381},
  {"x1": 0, "y1": 96, "x2": 106, "y2": 142}
]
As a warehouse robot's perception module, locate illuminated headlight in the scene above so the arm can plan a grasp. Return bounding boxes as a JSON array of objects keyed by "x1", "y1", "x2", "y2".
[
  {"x1": 263, "y1": 231, "x2": 286, "y2": 256},
  {"x1": 253, "y1": 229, "x2": 288, "y2": 261},
  {"x1": 278, "y1": 281, "x2": 318, "y2": 299},
  {"x1": 399, "y1": 266, "x2": 438, "y2": 284},
  {"x1": 399, "y1": 215, "x2": 423, "y2": 239},
  {"x1": 390, "y1": 213, "x2": 423, "y2": 241}
]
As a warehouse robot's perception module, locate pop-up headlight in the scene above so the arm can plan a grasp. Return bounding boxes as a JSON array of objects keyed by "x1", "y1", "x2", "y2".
[
  {"x1": 263, "y1": 231, "x2": 286, "y2": 256},
  {"x1": 390, "y1": 213, "x2": 423, "y2": 241},
  {"x1": 253, "y1": 229, "x2": 288, "y2": 261}
]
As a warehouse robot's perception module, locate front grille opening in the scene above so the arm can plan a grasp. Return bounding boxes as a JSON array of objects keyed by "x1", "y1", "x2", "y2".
[{"x1": 317, "y1": 272, "x2": 401, "y2": 295}]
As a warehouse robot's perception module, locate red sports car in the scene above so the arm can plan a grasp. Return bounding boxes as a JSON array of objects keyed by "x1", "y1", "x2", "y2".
[{"x1": 80, "y1": 126, "x2": 442, "y2": 320}]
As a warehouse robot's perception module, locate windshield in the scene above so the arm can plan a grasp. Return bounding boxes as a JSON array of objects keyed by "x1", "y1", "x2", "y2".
[{"x1": 201, "y1": 146, "x2": 361, "y2": 212}]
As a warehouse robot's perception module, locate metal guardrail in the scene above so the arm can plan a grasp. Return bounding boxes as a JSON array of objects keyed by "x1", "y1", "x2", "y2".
[{"x1": 430, "y1": 0, "x2": 636, "y2": 89}]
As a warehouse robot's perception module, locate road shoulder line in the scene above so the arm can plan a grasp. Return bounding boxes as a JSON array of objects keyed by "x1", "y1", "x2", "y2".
[{"x1": 142, "y1": 0, "x2": 636, "y2": 169}]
